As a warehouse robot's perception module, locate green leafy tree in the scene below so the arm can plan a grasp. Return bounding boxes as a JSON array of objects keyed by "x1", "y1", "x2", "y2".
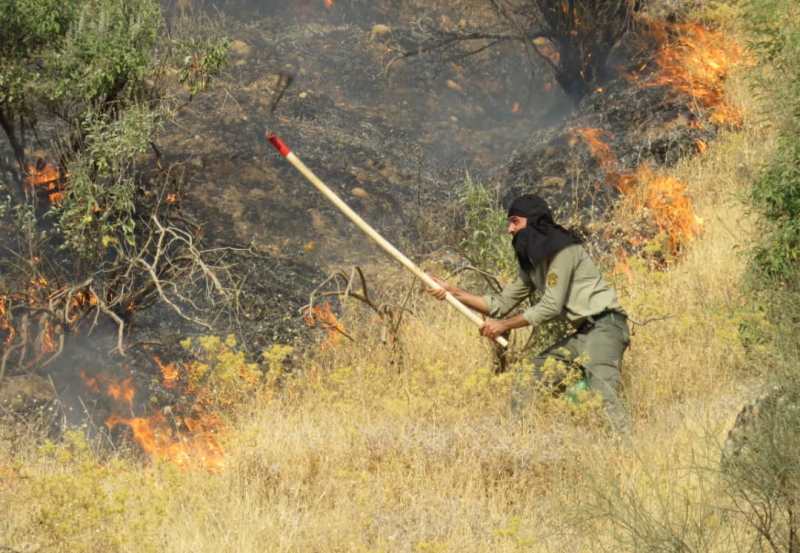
[
  {"x1": 0, "y1": 0, "x2": 227, "y2": 256},
  {"x1": 0, "y1": 0, "x2": 231, "y2": 373}
]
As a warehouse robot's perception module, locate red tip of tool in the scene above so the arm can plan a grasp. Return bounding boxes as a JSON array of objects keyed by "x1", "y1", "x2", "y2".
[{"x1": 266, "y1": 132, "x2": 291, "y2": 157}]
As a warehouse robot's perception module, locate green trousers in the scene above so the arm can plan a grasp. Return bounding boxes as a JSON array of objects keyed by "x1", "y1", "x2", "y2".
[{"x1": 522, "y1": 312, "x2": 632, "y2": 433}]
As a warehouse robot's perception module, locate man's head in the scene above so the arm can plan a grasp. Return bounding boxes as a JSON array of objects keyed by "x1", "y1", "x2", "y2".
[
  {"x1": 506, "y1": 193, "x2": 580, "y2": 269},
  {"x1": 507, "y1": 194, "x2": 555, "y2": 230}
]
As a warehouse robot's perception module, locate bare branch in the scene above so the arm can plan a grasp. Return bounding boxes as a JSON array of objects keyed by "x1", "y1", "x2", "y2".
[{"x1": 90, "y1": 286, "x2": 127, "y2": 355}]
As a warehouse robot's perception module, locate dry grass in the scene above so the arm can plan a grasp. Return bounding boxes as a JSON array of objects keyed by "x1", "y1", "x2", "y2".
[
  {"x1": 620, "y1": 95, "x2": 773, "y2": 417},
  {"x1": 0, "y1": 14, "x2": 784, "y2": 553}
]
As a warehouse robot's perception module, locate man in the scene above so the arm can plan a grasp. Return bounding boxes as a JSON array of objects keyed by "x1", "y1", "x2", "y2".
[{"x1": 429, "y1": 194, "x2": 631, "y2": 432}]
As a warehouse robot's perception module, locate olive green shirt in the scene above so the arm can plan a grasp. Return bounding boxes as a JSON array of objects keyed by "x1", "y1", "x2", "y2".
[{"x1": 482, "y1": 244, "x2": 623, "y2": 327}]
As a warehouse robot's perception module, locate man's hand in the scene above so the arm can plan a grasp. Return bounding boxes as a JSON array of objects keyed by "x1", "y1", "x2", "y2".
[
  {"x1": 480, "y1": 318, "x2": 509, "y2": 340},
  {"x1": 425, "y1": 275, "x2": 451, "y2": 301},
  {"x1": 480, "y1": 314, "x2": 530, "y2": 339}
]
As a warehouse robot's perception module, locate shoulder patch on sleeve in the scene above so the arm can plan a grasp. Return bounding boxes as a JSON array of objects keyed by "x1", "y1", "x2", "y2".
[{"x1": 546, "y1": 271, "x2": 559, "y2": 288}]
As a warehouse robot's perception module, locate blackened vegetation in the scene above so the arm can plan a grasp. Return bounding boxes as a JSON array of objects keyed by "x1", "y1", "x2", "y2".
[
  {"x1": 0, "y1": 0, "x2": 319, "y2": 429},
  {"x1": 531, "y1": 0, "x2": 641, "y2": 101},
  {"x1": 495, "y1": 18, "x2": 724, "y2": 237},
  {"x1": 165, "y1": 0, "x2": 732, "y2": 344},
  {"x1": 393, "y1": 0, "x2": 642, "y2": 103}
]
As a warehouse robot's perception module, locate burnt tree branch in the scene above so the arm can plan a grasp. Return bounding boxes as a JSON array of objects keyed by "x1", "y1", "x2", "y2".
[
  {"x1": 0, "y1": 107, "x2": 27, "y2": 203},
  {"x1": 387, "y1": 29, "x2": 550, "y2": 72}
]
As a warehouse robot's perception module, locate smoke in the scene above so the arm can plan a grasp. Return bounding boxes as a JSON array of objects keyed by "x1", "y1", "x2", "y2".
[{"x1": 167, "y1": 0, "x2": 573, "y2": 177}]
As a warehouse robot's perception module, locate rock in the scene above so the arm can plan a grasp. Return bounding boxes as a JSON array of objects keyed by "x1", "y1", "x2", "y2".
[
  {"x1": 230, "y1": 39, "x2": 253, "y2": 57},
  {"x1": 722, "y1": 385, "x2": 800, "y2": 473},
  {"x1": 189, "y1": 157, "x2": 204, "y2": 169},
  {"x1": 351, "y1": 187, "x2": 369, "y2": 199}
]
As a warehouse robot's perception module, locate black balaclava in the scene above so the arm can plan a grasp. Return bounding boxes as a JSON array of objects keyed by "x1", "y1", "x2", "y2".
[{"x1": 508, "y1": 194, "x2": 581, "y2": 270}]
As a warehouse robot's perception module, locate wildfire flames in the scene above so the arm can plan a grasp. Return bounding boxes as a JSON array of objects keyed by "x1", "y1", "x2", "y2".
[
  {"x1": 0, "y1": 296, "x2": 13, "y2": 346},
  {"x1": 634, "y1": 20, "x2": 743, "y2": 128},
  {"x1": 0, "y1": 275, "x2": 95, "y2": 370},
  {"x1": 304, "y1": 301, "x2": 348, "y2": 350},
  {"x1": 80, "y1": 359, "x2": 225, "y2": 471},
  {"x1": 575, "y1": 127, "x2": 701, "y2": 255},
  {"x1": 25, "y1": 160, "x2": 65, "y2": 203}
]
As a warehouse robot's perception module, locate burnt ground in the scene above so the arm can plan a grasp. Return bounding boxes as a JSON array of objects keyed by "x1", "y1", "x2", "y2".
[
  {"x1": 158, "y1": 0, "x2": 727, "y2": 335},
  {"x1": 161, "y1": 0, "x2": 570, "y2": 267},
  {"x1": 1, "y1": 0, "x2": 735, "y2": 428}
]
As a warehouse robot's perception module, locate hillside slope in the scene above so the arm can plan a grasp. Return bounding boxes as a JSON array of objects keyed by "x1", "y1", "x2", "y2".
[{"x1": 0, "y1": 2, "x2": 794, "y2": 552}]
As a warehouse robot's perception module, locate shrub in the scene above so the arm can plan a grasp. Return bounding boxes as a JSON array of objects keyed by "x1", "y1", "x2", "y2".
[
  {"x1": 20, "y1": 431, "x2": 172, "y2": 553},
  {"x1": 744, "y1": 0, "x2": 800, "y2": 286},
  {"x1": 457, "y1": 174, "x2": 517, "y2": 281}
]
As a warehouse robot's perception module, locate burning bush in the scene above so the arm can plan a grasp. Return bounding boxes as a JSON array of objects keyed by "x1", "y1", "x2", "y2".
[
  {"x1": 0, "y1": 0, "x2": 237, "y2": 395},
  {"x1": 574, "y1": 127, "x2": 701, "y2": 260},
  {"x1": 631, "y1": 18, "x2": 744, "y2": 128},
  {"x1": 78, "y1": 335, "x2": 286, "y2": 472}
]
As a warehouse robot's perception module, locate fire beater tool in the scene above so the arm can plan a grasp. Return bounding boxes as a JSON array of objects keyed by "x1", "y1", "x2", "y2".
[{"x1": 265, "y1": 131, "x2": 508, "y2": 348}]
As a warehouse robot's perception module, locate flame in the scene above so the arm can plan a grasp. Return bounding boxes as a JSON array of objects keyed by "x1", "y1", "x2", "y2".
[
  {"x1": 3, "y1": 277, "x2": 98, "y2": 369},
  {"x1": 107, "y1": 376, "x2": 135, "y2": 407},
  {"x1": 627, "y1": 166, "x2": 701, "y2": 254},
  {"x1": 80, "y1": 370, "x2": 101, "y2": 394},
  {"x1": 106, "y1": 412, "x2": 224, "y2": 471},
  {"x1": 634, "y1": 20, "x2": 743, "y2": 127},
  {"x1": 81, "y1": 359, "x2": 226, "y2": 471},
  {"x1": 154, "y1": 356, "x2": 179, "y2": 389},
  {"x1": 0, "y1": 296, "x2": 14, "y2": 345},
  {"x1": 575, "y1": 127, "x2": 701, "y2": 255},
  {"x1": 40, "y1": 320, "x2": 57, "y2": 354},
  {"x1": 694, "y1": 139, "x2": 708, "y2": 154},
  {"x1": 324, "y1": 0, "x2": 334, "y2": 7},
  {"x1": 304, "y1": 301, "x2": 348, "y2": 350},
  {"x1": 24, "y1": 160, "x2": 65, "y2": 204},
  {"x1": 66, "y1": 290, "x2": 98, "y2": 325},
  {"x1": 575, "y1": 128, "x2": 618, "y2": 174},
  {"x1": 80, "y1": 371, "x2": 135, "y2": 407}
]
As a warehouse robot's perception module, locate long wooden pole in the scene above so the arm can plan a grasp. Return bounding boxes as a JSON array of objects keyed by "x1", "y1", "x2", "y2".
[{"x1": 266, "y1": 132, "x2": 507, "y2": 348}]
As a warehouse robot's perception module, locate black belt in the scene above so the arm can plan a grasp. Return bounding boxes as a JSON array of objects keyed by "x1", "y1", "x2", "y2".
[{"x1": 577, "y1": 310, "x2": 624, "y2": 333}]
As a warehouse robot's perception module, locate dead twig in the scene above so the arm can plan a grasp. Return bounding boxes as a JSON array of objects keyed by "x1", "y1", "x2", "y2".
[
  {"x1": 90, "y1": 286, "x2": 127, "y2": 355},
  {"x1": 303, "y1": 266, "x2": 418, "y2": 349}
]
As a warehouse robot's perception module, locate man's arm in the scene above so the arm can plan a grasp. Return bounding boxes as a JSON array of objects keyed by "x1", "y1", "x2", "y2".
[{"x1": 428, "y1": 276, "x2": 490, "y2": 314}]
